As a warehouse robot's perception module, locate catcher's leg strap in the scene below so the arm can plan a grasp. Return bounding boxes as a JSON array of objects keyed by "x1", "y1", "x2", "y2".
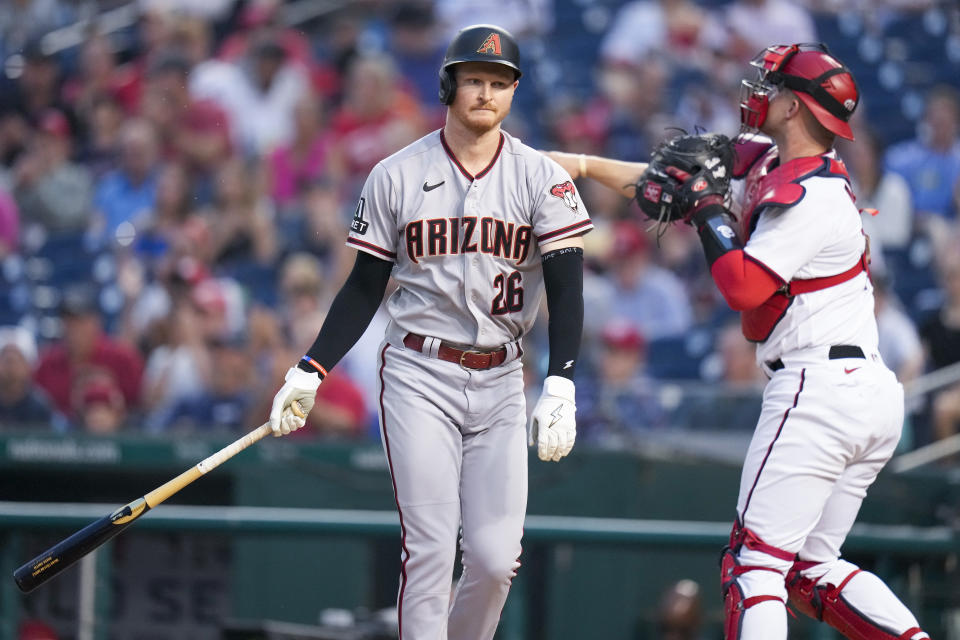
[
  {"x1": 730, "y1": 519, "x2": 797, "y2": 562},
  {"x1": 786, "y1": 560, "x2": 930, "y2": 640}
]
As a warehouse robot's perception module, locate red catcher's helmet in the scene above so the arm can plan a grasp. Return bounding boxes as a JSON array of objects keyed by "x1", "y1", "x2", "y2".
[{"x1": 740, "y1": 44, "x2": 859, "y2": 140}]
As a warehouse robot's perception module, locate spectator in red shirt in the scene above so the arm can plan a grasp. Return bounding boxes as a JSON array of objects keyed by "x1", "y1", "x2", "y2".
[
  {"x1": 34, "y1": 285, "x2": 144, "y2": 421},
  {"x1": 328, "y1": 54, "x2": 426, "y2": 181}
]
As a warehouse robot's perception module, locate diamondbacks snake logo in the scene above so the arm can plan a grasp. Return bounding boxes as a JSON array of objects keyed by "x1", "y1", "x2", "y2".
[{"x1": 550, "y1": 181, "x2": 579, "y2": 213}]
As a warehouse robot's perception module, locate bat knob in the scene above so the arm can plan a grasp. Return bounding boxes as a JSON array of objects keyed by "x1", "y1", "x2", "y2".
[{"x1": 291, "y1": 400, "x2": 306, "y2": 419}]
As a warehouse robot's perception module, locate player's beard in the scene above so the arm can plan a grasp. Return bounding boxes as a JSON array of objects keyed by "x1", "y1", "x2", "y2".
[{"x1": 459, "y1": 105, "x2": 510, "y2": 136}]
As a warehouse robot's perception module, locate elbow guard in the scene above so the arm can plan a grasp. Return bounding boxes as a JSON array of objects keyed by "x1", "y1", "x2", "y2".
[{"x1": 691, "y1": 203, "x2": 743, "y2": 267}]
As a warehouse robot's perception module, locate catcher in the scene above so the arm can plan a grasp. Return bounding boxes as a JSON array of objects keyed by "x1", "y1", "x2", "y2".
[{"x1": 548, "y1": 43, "x2": 928, "y2": 640}]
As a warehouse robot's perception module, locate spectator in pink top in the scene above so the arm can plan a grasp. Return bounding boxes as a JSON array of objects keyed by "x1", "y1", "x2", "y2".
[
  {"x1": 267, "y1": 91, "x2": 333, "y2": 211},
  {"x1": 0, "y1": 186, "x2": 20, "y2": 258}
]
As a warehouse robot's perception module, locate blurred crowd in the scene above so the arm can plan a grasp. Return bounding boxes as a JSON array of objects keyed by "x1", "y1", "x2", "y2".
[{"x1": 0, "y1": 0, "x2": 957, "y2": 453}]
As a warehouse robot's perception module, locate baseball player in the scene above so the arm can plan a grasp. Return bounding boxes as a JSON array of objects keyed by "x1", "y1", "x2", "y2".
[
  {"x1": 270, "y1": 24, "x2": 591, "y2": 640},
  {"x1": 550, "y1": 44, "x2": 928, "y2": 640}
]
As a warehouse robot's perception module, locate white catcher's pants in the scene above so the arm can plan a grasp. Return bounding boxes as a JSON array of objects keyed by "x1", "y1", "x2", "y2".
[{"x1": 735, "y1": 354, "x2": 923, "y2": 638}]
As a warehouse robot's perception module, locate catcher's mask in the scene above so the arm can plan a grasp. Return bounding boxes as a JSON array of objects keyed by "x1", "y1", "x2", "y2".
[
  {"x1": 438, "y1": 24, "x2": 522, "y2": 105},
  {"x1": 739, "y1": 43, "x2": 859, "y2": 140}
]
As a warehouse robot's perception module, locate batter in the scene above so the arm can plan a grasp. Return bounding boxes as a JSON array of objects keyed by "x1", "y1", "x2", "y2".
[{"x1": 269, "y1": 24, "x2": 590, "y2": 640}]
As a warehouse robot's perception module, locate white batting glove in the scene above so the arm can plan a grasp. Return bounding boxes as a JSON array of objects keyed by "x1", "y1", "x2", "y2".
[
  {"x1": 528, "y1": 376, "x2": 577, "y2": 462},
  {"x1": 269, "y1": 367, "x2": 321, "y2": 436}
]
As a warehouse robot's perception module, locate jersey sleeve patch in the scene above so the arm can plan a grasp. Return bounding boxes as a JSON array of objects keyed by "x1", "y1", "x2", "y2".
[
  {"x1": 549, "y1": 180, "x2": 581, "y2": 214},
  {"x1": 350, "y1": 197, "x2": 369, "y2": 235}
]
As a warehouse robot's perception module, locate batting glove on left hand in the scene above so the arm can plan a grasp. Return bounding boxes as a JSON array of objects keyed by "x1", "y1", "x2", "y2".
[
  {"x1": 269, "y1": 367, "x2": 320, "y2": 436},
  {"x1": 528, "y1": 376, "x2": 577, "y2": 462}
]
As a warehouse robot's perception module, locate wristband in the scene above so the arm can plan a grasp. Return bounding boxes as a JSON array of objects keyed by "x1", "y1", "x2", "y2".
[
  {"x1": 297, "y1": 355, "x2": 328, "y2": 379},
  {"x1": 692, "y1": 204, "x2": 743, "y2": 266},
  {"x1": 578, "y1": 154, "x2": 587, "y2": 178},
  {"x1": 688, "y1": 194, "x2": 726, "y2": 223}
]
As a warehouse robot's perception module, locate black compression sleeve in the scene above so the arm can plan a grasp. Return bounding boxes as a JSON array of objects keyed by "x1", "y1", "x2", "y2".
[
  {"x1": 297, "y1": 251, "x2": 393, "y2": 378},
  {"x1": 691, "y1": 203, "x2": 744, "y2": 267},
  {"x1": 542, "y1": 246, "x2": 584, "y2": 380}
]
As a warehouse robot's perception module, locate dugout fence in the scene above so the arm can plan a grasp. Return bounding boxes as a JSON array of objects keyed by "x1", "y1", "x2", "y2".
[
  {"x1": 1, "y1": 503, "x2": 957, "y2": 640},
  {"x1": 0, "y1": 431, "x2": 956, "y2": 639}
]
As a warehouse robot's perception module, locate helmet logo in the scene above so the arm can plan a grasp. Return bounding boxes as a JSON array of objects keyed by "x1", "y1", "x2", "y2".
[
  {"x1": 477, "y1": 33, "x2": 502, "y2": 55},
  {"x1": 843, "y1": 98, "x2": 855, "y2": 111},
  {"x1": 692, "y1": 177, "x2": 708, "y2": 192}
]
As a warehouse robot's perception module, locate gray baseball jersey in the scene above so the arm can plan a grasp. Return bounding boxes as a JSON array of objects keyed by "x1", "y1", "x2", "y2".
[
  {"x1": 347, "y1": 129, "x2": 592, "y2": 348},
  {"x1": 347, "y1": 128, "x2": 590, "y2": 639}
]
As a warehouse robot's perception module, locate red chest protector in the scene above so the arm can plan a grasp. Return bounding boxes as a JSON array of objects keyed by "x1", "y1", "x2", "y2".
[{"x1": 732, "y1": 140, "x2": 869, "y2": 342}]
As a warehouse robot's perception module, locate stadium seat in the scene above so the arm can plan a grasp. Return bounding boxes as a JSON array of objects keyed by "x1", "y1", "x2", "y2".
[
  {"x1": 28, "y1": 232, "x2": 100, "y2": 286},
  {"x1": 646, "y1": 327, "x2": 715, "y2": 380},
  {"x1": 882, "y1": 240, "x2": 941, "y2": 324},
  {"x1": 218, "y1": 260, "x2": 280, "y2": 307}
]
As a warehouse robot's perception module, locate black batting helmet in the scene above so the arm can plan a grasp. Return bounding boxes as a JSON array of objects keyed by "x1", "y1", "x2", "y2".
[{"x1": 438, "y1": 24, "x2": 522, "y2": 105}]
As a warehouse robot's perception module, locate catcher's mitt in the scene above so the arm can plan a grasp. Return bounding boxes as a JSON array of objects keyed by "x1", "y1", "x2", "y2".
[{"x1": 634, "y1": 132, "x2": 735, "y2": 230}]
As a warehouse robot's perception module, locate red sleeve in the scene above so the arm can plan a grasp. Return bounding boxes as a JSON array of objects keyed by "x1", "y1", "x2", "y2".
[
  {"x1": 710, "y1": 250, "x2": 784, "y2": 311},
  {"x1": 108, "y1": 343, "x2": 145, "y2": 409},
  {"x1": 34, "y1": 350, "x2": 71, "y2": 415}
]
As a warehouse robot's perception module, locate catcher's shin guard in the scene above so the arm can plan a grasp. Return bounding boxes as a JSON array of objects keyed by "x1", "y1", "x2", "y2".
[
  {"x1": 786, "y1": 561, "x2": 929, "y2": 640},
  {"x1": 720, "y1": 521, "x2": 794, "y2": 639},
  {"x1": 721, "y1": 547, "x2": 785, "y2": 639}
]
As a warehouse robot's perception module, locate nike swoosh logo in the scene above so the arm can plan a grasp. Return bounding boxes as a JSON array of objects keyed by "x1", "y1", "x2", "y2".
[
  {"x1": 844, "y1": 367, "x2": 861, "y2": 374},
  {"x1": 423, "y1": 180, "x2": 445, "y2": 192}
]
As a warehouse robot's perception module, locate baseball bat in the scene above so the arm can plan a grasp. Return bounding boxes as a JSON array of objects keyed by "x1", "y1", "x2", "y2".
[{"x1": 13, "y1": 402, "x2": 303, "y2": 593}]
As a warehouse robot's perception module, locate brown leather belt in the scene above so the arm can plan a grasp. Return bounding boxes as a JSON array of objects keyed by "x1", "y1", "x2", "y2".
[{"x1": 403, "y1": 333, "x2": 508, "y2": 370}]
